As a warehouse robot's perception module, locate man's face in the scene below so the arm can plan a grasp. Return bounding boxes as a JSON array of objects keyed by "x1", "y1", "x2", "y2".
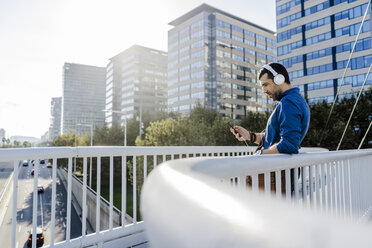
[{"x1": 260, "y1": 73, "x2": 281, "y2": 101}]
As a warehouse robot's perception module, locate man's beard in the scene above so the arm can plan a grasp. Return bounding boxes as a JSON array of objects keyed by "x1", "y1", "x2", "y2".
[
  {"x1": 272, "y1": 92, "x2": 280, "y2": 101},
  {"x1": 267, "y1": 91, "x2": 280, "y2": 101}
]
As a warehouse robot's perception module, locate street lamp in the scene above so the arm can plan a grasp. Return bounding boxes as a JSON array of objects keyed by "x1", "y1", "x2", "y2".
[
  {"x1": 102, "y1": 109, "x2": 127, "y2": 146},
  {"x1": 77, "y1": 123, "x2": 93, "y2": 187}
]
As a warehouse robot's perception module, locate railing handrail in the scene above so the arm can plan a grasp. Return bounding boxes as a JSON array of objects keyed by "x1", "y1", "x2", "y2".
[
  {"x1": 0, "y1": 146, "x2": 255, "y2": 161},
  {"x1": 0, "y1": 146, "x2": 328, "y2": 162},
  {"x1": 163, "y1": 148, "x2": 372, "y2": 178},
  {"x1": 141, "y1": 149, "x2": 372, "y2": 248}
]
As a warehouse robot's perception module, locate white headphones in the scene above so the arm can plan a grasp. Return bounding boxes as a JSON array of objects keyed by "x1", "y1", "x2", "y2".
[{"x1": 262, "y1": 64, "x2": 285, "y2": 85}]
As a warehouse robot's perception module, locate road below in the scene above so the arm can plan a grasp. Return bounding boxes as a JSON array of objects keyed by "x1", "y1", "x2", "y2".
[{"x1": 0, "y1": 161, "x2": 82, "y2": 247}]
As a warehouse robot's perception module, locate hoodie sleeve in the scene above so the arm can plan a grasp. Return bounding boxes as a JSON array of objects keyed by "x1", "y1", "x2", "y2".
[{"x1": 276, "y1": 99, "x2": 303, "y2": 154}]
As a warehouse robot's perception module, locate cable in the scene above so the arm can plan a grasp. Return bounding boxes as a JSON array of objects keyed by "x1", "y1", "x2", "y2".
[
  {"x1": 336, "y1": 63, "x2": 372, "y2": 150},
  {"x1": 358, "y1": 120, "x2": 372, "y2": 149},
  {"x1": 318, "y1": 0, "x2": 371, "y2": 146}
]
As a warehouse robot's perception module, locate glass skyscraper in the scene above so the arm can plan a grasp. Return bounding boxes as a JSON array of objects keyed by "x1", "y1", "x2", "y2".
[
  {"x1": 105, "y1": 45, "x2": 168, "y2": 126},
  {"x1": 61, "y1": 63, "x2": 106, "y2": 136},
  {"x1": 49, "y1": 97, "x2": 62, "y2": 141},
  {"x1": 276, "y1": 0, "x2": 372, "y2": 104},
  {"x1": 168, "y1": 4, "x2": 277, "y2": 119}
]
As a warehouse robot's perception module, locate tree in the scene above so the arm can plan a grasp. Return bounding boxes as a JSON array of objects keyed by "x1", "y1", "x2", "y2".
[
  {"x1": 302, "y1": 88, "x2": 372, "y2": 150},
  {"x1": 136, "y1": 105, "x2": 242, "y2": 146},
  {"x1": 13, "y1": 140, "x2": 21, "y2": 147},
  {"x1": 53, "y1": 132, "x2": 78, "y2": 146},
  {"x1": 23, "y1": 141, "x2": 32, "y2": 147},
  {"x1": 94, "y1": 122, "x2": 124, "y2": 146}
]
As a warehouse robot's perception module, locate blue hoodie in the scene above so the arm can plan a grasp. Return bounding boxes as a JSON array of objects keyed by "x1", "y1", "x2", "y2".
[{"x1": 263, "y1": 87, "x2": 310, "y2": 154}]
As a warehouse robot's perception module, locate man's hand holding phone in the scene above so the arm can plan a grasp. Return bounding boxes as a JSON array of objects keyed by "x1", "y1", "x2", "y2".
[{"x1": 228, "y1": 124, "x2": 250, "y2": 142}]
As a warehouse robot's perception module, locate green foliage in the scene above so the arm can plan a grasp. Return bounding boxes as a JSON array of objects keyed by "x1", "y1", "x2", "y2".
[
  {"x1": 302, "y1": 88, "x2": 372, "y2": 150},
  {"x1": 93, "y1": 122, "x2": 124, "y2": 146},
  {"x1": 22, "y1": 141, "x2": 31, "y2": 147},
  {"x1": 136, "y1": 105, "x2": 244, "y2": 146},
  {"x1": 239, "y1": 111, "x2": 271, "y2": 134},
  {"x1": 53, "y1": 132, "x2": 89, "y2": 146}
]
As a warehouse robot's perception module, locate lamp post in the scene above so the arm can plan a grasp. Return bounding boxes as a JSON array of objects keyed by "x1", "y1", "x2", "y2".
[
  {"x1": 102, "y1": 109, "x2": 127, "y2": 146},
  {"x1": 77, "y1": 123, "x2": 93, "y2": 187}
]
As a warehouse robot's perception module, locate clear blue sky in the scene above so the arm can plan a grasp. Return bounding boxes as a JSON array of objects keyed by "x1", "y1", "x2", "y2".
[{"x1": 0, "y1": 0, "x2": 276, "y2": 138}]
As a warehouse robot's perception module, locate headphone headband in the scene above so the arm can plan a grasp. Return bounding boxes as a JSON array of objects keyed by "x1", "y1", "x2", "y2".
[
  {"x1": 262, "y1": 64, "x2": 285, "y2": 85},
  {"x1": 262, "y1": 64, "x2": 278, "y2": 76}
]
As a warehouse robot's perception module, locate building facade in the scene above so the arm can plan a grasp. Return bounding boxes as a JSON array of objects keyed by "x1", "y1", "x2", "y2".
[
  {"x1": 0, "y1": 128, "x2": 5, "y2": 141},
  {"x1": 61, "y1": 63, "x2": 106, "y2": 136},
  {"x1": 105, "y1": 45, "x2": 168, "y2": 126},
  {"x1": 276, "y1": 0, "x2": 372, "y2": 104},
  {"x1": 48, "y1": 97, "x2": 62, "y2": 141},
  {"x1": 167, "y1": 4, "x2": 277, "y2": 119}
]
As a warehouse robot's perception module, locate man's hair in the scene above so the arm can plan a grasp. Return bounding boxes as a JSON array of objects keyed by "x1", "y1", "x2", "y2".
[{"x1": 258, "y1": 63, "x2": 291, "y2": 84}]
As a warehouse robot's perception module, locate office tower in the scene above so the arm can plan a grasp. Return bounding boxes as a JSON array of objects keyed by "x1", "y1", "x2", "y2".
[
  {"x1": 61, "y1": 63, "x2": 106, "y2": 136},
  {"x1": 105, "y1": 45, "x2": 168, "y2": 126},
  {"x1": 48, "y1": 97, "x2": 62, "y2": 141},
  {"x1": 167, "y1": 3, "x2": 277, "y2": 119},
  {"x1": 276, "y1": 0, "x2": 372, "y2": 104},
  {"x1": 0, "y1": 128, "x2": 5, "y2": 140}
]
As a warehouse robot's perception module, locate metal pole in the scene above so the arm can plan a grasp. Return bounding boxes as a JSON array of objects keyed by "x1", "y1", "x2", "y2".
[
  {"x1": 89, "y1": 125, "x2": 93, "y2": 187},
  {"x1": 74, "y1": 133, "x2": 76, "y2": 173},
  {"x1": 124, "y1": 118, "x2": 127, "y2": 146}
]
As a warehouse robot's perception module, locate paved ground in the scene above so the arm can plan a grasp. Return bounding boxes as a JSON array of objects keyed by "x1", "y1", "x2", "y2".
[{"x1": 0, "y1": 162, "x2": 82, "y2": 248}]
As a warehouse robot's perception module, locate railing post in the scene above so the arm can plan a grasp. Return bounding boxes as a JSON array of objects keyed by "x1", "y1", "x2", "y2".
[
  {"x1": 321, "y1": 163, "x2": 326, "y2": 212},
  {"x1": 309, "y1": 165, "x2": 315, "y2": 208},
  {"x1": 82, "y1": 157, "x2": 87, "y2": 236},
  {"x1": 31, "y1": 160, "x2": 39, "y2": 248},
  {"x1": 96, "y1": 157, "x2": 101, "y2": 233},
  {"x1": 302, "y1": 166, "x2": 309, "y2": 208},
  {"x1": 252, "y1": 174, "x2": 258, "y2": 193},
  {"x1": 264, "y1": 172, "x2": 271, "y2": 195},
  {"x1": 144, "y1": 155, "x2": 147, "y2": 180},
  {"x1": 66, "y1": 157, "x2": 72, "y2": 242},
  {"x1": 294, "y1": 168, "x2": 299, "y2": 203},
  {"x1": 50, "y1": 158, "x2": 57, "y2": 245},
  {"x1": 122, "y1": 155, "x2": 127, "y2": 227},
  {"x1": 11, "y1": 161, "x2": 19, "y2": 248},
  {"x1": 315, "y1": 164, "x2": 321, "y2": 209},
  {"x1": 133, "y1": 157, "x2": 137, "y2": 223},
  {"x1": 346, "y1": 159, "x2": 353, "y2": 218},
  {"x1": 275, "y1": 171, "x2": 281, "y2": 199},
  {"x1": 285, "y1": 169, "x2": 291, "y2": 202},
  {"x1": 109, "y1": 156, "x2": 114, "y2": 230}
]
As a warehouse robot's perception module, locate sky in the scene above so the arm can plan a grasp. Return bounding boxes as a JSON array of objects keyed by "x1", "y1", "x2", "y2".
[{"x1": 0, "y1": 0, "x2": 276, "y2": 138}]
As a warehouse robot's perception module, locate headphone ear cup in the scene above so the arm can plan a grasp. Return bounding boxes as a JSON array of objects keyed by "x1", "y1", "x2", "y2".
[{"x1": 274, "y1": 74, "x2": 285, "y2": 85}]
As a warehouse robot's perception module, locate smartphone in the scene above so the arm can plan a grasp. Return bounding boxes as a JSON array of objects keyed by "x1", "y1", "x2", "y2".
[{"x1": 227, "y1": 122, "x2": 241, "y2": 137}]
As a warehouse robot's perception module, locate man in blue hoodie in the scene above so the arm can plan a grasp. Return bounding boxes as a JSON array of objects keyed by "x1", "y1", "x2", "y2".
[{"x1": 231, "y1": 63, "x2": 310, "y2": 155}]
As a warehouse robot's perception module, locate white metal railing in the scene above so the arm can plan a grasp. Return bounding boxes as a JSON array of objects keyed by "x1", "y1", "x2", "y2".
[
  {"x1": 0, "y1": 146, "x2": 255, "y2": 248},
  {"x1": 141, "y1": 149, "x2": 372, "y2": 248}
]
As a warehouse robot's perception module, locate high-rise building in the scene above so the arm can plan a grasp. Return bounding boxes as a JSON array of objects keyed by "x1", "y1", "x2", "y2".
[
  {"x1": 48, "y1": 97, "x2": 62, "y2": 141},
  {"x1": 0, "y1": 128, "x2": 5, "y2": 140},
  {"x1": 276, "y1": 0, "x2": 372, "y2": 104},
  {"x1": 167, "y1": 3, "x2": 277, "y2": 119},
  {"x1": 61, "y1": 63, "x2": 106, "y2": 136},
  {"x1": 105, "y1": 45, "x2": 168, "y2": 126}
]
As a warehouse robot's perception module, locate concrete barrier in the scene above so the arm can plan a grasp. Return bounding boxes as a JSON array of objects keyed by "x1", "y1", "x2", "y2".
[{"x1": 58, "y1": 168, "x2": 132, "y2": 232}]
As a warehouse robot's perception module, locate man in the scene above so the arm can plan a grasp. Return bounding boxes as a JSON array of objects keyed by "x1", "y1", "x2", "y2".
[{"x1": 231, "y1": 63, "x2": 310, "y2": 155}]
